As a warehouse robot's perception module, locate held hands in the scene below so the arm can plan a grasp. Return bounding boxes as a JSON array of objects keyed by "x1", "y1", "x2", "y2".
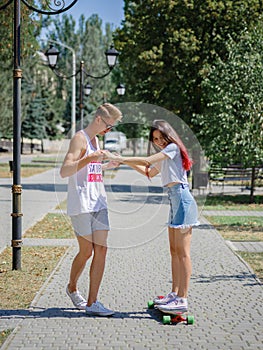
[
  {"x1": 102, "y1": 150, "x2": 123, "y2": 163},
  {"x1": 103, "y1": 160, "x2": 120, "y2": 170},
  {"x1": 93, "y1": 150, "x2": 106, "y2": 162}
]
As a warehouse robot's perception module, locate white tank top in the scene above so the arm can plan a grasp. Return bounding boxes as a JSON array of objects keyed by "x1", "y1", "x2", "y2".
[{"x1": 67, "y1": 130, "x2": 107, "y2": 216}]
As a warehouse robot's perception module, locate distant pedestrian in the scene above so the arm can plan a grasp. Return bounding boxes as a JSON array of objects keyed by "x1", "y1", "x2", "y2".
[
  {"x1": 105, "y1": 119, "x2": 199, "y2": 314},
  {"x1": 60, "y1": 103, "x2": 122, "y2": 316}
]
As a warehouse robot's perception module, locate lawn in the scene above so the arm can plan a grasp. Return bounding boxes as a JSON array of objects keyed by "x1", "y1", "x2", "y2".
[
  {"x1": 204, "y1": 194, "x2": 263, "y2": 210},
  {"x1": 0, "y1": 246, "x2": 68, "y2": 309},
  {"x1": 0, "y1": 163, "x2": 53, "y2": 178},
  {"x1": 24, "y1": 213, "x2": 74, "y2": 239},
  {"x1": 205, "y1": 216, "x2": 263, "y2": 241}
]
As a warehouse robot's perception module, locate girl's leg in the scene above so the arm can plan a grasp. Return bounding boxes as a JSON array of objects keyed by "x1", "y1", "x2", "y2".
[
  {"x1": 169, "y1": 227, "x2": 192, "y2": 298},
  {"x1": 168, "y1": 227, "x2": 180, "y2": 294}
]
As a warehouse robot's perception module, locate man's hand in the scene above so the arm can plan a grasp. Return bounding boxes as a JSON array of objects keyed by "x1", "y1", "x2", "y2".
[{"x1": 92, "y1": 150, "x2": 106, "y2": 162}]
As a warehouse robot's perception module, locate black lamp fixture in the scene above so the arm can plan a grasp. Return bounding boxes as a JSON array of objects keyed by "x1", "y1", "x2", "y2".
[
  {"x1": 116, "y1": 83, "x2": 126, "y2": 96},
  {"x1": 46, "y1": 43, "x2": 119, "y2": 72},
  {"x1": 45, "y1": 43, "x2": 120, "y2": 130},
  {"x1": 45, "y1": 45, "x2": 60, "y2": 68},
  {"x1": 105, "y1": 45, "x2": 120, "y2": 68},
  {"x1": 84, "y1": 83, "x2": 92, "y2": 96}
]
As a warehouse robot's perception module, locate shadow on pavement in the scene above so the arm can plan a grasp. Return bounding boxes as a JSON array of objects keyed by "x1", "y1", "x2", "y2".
[
  {"x1": 105, "y1": 184, "x2": 164, "y2": 193},
  {"x1": 0, "y1": 308, "x2": 150, "y2": 320},
  {"x1": 193, "y1": 272, "x2": 260, "y2": 286},
  {"x1": 0, "y1": 184, "x2": 67, "y2": 192}
]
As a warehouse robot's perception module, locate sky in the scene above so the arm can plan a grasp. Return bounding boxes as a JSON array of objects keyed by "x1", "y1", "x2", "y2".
[{"x1": 62, "y1": 0, "x2": 124, "y2": 29}]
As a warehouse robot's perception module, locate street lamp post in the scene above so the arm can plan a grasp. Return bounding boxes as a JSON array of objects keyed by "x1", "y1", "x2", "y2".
[
  {"x1": 47, "y1": 40, "x2": 76, "y2": 138},
  {"x1": 0, "y1": 0, "x2": 79, "y2": 270},
  {"x1": 45, "y1": 44, "x2": 120, "y2": 131}
]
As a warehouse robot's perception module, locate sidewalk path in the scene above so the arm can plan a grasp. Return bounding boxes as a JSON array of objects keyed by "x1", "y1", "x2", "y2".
[{"x1": 0, "y1": 166, "x2": 262, "y2": 349}]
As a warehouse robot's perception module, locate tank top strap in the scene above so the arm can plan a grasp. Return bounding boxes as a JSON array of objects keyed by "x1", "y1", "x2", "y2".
[
  {"x1": 79, "y1": 129, "x2": 89, "y2": 142},
  {"x1": 79, "y1": 129, "x2": 99, "y2": 153}
]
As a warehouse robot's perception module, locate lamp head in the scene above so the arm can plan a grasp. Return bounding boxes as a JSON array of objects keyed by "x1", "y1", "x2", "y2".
[
  {"x1": 84, "y1": 83, "x2": 92, "y2": 96},
  {"x1": 105, "y1": 44, "x2": 119, "y2": 69},
  {"x1": 45, "y1": 45, "x2": 60, "y2": 69},
  {"x1": 116, "y1": 83, "x2": 126, "y2": 96}
]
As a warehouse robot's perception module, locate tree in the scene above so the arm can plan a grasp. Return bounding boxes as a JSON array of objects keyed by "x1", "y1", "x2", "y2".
[
  {"x1": 0, "y1": 1, "x2": 43, "y2": 139},
  {"x1": 114, "y1": 0, "x2": 263, "y2": 126},
  {"x1": 193, "y1": 26, "x2": 263, "y2": 201},
  {"x1": 21, "y1": 94, "x2": 47, "y2": 153},
  {"x1": 45, "y1": 13, "x2": 116, "y2": 134}
]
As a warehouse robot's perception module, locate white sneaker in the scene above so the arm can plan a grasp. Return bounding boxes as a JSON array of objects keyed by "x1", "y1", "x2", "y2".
[
  {"x1": 157, "y1": 297, "x2": 188, "y2": 314},
  {"x1": 66, "y1": 286, "x2": 87, "y2": 310},
  {"x1": 85, "y1": 301, "x2": 115, "y2": 316},
  {"x1": 154, "y1": 292, "x2": 177, "y2": 305}
]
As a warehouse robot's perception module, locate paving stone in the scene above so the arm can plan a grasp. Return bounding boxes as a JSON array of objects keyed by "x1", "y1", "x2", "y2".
[{"x1": 1, "y1": 166, "x2": 262, "y2": 349}]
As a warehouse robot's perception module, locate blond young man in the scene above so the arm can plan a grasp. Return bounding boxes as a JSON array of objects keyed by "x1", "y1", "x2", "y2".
[{"x1": 60, "y1": 103, "x2": 122, "y2": 316}]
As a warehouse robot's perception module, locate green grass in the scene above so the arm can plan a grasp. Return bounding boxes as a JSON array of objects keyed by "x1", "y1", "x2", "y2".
[
  {"x1": 32, "y1": 157, "x2": 58, "y2": 163},
  {"x1": 0, "y1": 246, "x2": 68, "y2": 309},
  {"x1": 205, "y1": 216, "x2": 263, "y2": 241},
  {"x1": 204, "y1": 194, "x2": 263, "y2": 210},
  {"x1": 239, "y1": 252, "x2": 263, "y2": 281},
  {"x1": 205, "y1": 216, "x2": 263, "y2": 228},
  {"x1": 24, "y1": 213, "x2": 74, "y2": 239},
  {"x1": 0, "y1": 329, "x2": 13, "y2": 347},
  {"x1": 0, "y1": 163, "x2": 53, "y2": 178}
]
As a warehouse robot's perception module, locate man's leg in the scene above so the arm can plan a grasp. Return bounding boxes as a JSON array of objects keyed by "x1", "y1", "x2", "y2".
[
  {"x1": 87, "y1": 230, "x2": 108, "y2": 306},
  {"x1": 68, "y1": 235, "x2": 93, "y2": 293}
]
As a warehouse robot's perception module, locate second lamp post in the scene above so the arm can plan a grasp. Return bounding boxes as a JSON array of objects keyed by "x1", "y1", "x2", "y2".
[{"x1": 45, "y1": 44, "x2": 119, "y2": 130}]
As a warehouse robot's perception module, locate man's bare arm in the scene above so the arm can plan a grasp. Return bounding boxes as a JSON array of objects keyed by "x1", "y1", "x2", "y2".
[{"x1": 60, "y1": 134, "x2": 104, "y2": 178}]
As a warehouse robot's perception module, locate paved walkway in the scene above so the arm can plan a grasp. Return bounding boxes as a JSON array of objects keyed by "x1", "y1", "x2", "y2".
[{"x1": 0, "y1": 164, "x2": 262, "y2": 349}]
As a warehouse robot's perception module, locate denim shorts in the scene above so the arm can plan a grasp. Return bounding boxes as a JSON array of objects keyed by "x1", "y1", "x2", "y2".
[
  {"x1": 70, "y1": 209, "x2": 110, "y2": 236},
  {"x1": 167, "y1": 183, "x2": 199, "y2": 229}
]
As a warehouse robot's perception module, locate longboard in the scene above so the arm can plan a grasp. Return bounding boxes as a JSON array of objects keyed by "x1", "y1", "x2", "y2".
[{"x1": 147, "y1": 297, "x2": 194, "y2": 325}]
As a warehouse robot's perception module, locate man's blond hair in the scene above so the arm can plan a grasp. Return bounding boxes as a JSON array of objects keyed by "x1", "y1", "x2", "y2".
[{"x1": 95, "y1": 103, "x2": 122, "y2": 122}]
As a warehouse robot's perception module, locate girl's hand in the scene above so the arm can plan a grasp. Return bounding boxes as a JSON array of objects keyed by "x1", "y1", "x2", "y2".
[
  {"x1": 103, "y1": 151, "x2": 123, "y2": 162},
  {"x1": 104, "y1": 161, "x2": 120, "y2": 170}
]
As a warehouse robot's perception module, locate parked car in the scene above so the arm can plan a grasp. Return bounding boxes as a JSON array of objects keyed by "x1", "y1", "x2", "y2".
[{"x1": 104, "y1": 132, "x2": 127, "y2": 154}]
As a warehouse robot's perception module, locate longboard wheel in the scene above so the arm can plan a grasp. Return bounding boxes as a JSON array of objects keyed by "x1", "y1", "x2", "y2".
[
  {"x1": 187, "y1": 315, "x2": 194, "y2": 325},
  {"x1": 163, "y1": 315, "x2": 171, "y2": 325},
  {"x1": 147, "y1": 300, "x2": 155, "y2": 309}
]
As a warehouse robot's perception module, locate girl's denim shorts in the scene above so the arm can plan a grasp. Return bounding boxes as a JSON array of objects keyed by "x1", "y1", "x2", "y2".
[{"x1": 167, "y1": 183, "x2": 199, "y2": 229}]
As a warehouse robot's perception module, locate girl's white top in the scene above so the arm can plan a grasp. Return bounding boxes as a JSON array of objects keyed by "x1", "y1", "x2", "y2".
[
  {"x1": 158, "y1": 143, "x2": 188, "y2": 187},
  {"x1": 67, "y1": 130, "x2": 107, "y2": 216}
]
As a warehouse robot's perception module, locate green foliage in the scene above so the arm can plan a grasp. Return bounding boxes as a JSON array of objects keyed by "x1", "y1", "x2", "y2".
[
  {"x1": 0, "y1": 1, "x2": 47, "y2": 140},
  {"x1": 45, "y1": 13, "x2": 117, "y2": 134},
  {"x1": 0, "y1": 1, "x2": 40, "y2": 62},
  {"x1": 0, "y1": 69, "x2": 12, "y2": 138},
  {"x1": 194, "y1": 27, "x2": 263, "y2": 168},
  {"x1": 114, "y1": 0, "x2": 263, "y2": 125},
  {"x1": 22, "y1": 94, "x2": 47, "y2": 140}
]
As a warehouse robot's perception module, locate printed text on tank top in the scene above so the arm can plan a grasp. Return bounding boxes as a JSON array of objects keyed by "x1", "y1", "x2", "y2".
[{"x1": 81, "y1": 130, "x2": 103, "y2": 183}]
